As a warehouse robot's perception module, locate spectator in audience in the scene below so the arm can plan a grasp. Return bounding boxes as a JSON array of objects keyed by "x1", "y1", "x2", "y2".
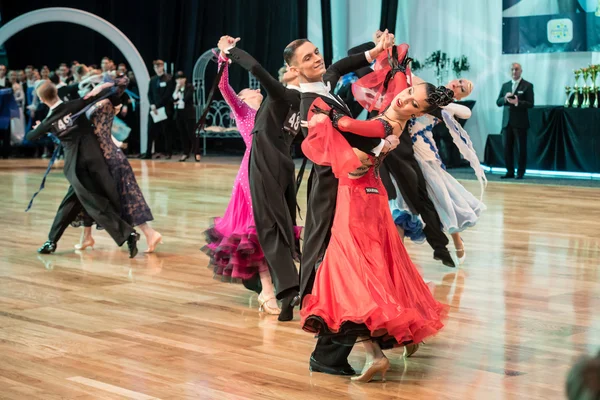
[
  {"x1": 496, "y1": 62, "x2": 534, "y2": 180},
  {"x1": 25, "y1": 66, "x2": 35, "y2": 86},
  {"x1": 0, "y1": 64, "x2": 7, "y2": 88},
  {"x1": 73, "y1": 64, "x2": 89, "y2": 83},
  {"x1": 118, "y1": 63, "x2": 128, "y2": 75},
  {"x1": 70, "y1": 61, "x2": 80, "y2": 79},
  {"x1": 17, "y1": 70, "x2": 26, "y2": 84},
  {"x1": 8, "y1": 70, "x2": 25, "y2": 146},
  {"x1": 172, "y1": 71, "x2": 198, "y2": 162},
  {"x1": 101, "y1": 57, "x2": 112, "y2": 73},
  {"x1": 145, "y1": 59, "x2": 174, "y2": 159},
  {"x1": 40, "y1": 66, "x2": 50, "y2": 80},
  {"x1": 0, "y1": 67, "x2": 12, "y2": 157}
]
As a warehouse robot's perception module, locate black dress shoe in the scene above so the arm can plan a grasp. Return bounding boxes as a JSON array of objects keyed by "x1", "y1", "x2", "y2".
[
  {"x1": 127, "y1": 232, "x2": 140, "y2": 258},
  {"x1": 278, "y1": 293, "x2": 300, "y2": 322},
  {"x1": 141, "y1": 153, "x2": 152, "y2": 160},
  {"x1": 515, "y1": 174, "x2": 525, "y2": 180},
  {"x1": 500, "y1": 174, "x2": 515, "y2": 179},
  {"x1": 38, "y1": 240, "x2": 57, "y2": 254},
  {"x1": 165, "y1": 154, "x2": 172, "y2": 160},
  {"x1": 309, "y1": 357, "x2": 356, "y2": 376},
  {"x1": 434, "y1": 249, "x2": 456, "y2": 268}
]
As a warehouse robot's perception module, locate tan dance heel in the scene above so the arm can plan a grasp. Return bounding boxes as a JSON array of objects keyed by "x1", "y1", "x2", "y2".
[
  {"x1": 258, "y1": 293, "x2": 281, "y2": 315},
  {"x1": 74, "y1": 239, "x2": 95, "y2": 251},
  {"x1": 351, "y1": 357, "x2": 390, "y2": 383}
]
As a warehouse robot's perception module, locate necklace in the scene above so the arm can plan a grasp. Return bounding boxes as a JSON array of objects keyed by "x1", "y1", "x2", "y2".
[{"x1": 382, "y1": 111, "x2": 406, "y2": 132}]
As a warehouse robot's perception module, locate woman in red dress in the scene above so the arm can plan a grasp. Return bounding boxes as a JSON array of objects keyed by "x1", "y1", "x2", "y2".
[{"x1": 300, "y1": 83, "x2": 454, "y2": 383}]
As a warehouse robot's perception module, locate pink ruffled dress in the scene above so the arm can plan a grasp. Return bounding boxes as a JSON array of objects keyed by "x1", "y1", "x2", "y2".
[{"x1": 201, "y1": 57, "x2": 267, "y2": 281}]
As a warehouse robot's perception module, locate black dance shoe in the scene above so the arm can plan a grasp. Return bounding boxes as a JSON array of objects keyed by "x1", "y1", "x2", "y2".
[
  {"x1": 127, "y1": 232, "x2": 140, "y2": 258},
  {"x1": 434, "y1": 249, "x2": 456, "y2": 268},
  {"x1": 37, "y1": 240, "x2": 57, "y2": 254},
  {"x1": 500, "y1": 174, "x2": 515, "y2": 179},
  {"x1": 309, "y1": 357, "x2": 356, "y2": 376},
  {"x1": 516, "y1": 174, "x2": 525, "y2": 180},
  {"x1": 242, "y1": 274, "x2": 262, "y2": 295},
  {"x1": 278, "y1": 292, "x2": 300, "y2": 322}
]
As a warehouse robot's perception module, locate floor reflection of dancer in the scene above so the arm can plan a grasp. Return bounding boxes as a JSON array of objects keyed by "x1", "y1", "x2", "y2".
[
  {"x1": 201, "y1": 46, "x2": 281, "y2": 315},
  {"x1": 217, "y1": 36, "x2": 303, "y2": 321},
  {"x1": 300, "y1": 83, "x2": 453, "y2": 383},
  {"x1": 28, "y1": 81, "x2": 139, "y2": 257},
  {"x1": 73, "y1": 73, "x2": 162, "y2": 253},
  {"x1": 295, "y1": 31, "x2": 398, "y2": 376}
]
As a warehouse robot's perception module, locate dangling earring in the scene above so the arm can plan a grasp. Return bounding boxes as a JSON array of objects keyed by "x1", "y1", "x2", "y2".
[{"x1": 411, "y1": 114, "x2": 416, "y2": 119}]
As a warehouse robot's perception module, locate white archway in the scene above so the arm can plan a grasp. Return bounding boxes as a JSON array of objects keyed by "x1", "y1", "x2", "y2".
[{"x1": 0, "y1": 7, "x2": 149, "y2": 152}]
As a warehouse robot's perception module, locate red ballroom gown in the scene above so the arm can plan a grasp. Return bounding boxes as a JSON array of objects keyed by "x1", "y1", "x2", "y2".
[{"x1": 300, "y1": 99, "x2": 448, "y2": 348}]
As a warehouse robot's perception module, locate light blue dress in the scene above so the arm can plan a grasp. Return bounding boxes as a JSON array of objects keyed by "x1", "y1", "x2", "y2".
[{"x1": 388, "y1": 103, "x2": 486, "y2": 239}]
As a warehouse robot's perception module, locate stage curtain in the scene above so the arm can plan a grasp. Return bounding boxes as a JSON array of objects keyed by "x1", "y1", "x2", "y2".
[{"x1": 0, "y1": 0, "x2": 307, "y2": 93}]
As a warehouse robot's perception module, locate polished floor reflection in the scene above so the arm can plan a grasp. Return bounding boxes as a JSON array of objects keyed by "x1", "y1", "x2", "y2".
[{"x1": 0, "y1": 159, "x2": 598, "y2": 399}]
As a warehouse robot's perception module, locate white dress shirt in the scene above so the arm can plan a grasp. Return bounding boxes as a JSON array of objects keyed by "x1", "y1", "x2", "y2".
[
  {"x1": 172, "y1": 87, "x2": 185, "y2": 109},
  {"x1": 300, "y1": 79, "x2": 385, "y2": 156},
  {"x1": 511, "y1": 78, "x2": 522, "y2": 94}
]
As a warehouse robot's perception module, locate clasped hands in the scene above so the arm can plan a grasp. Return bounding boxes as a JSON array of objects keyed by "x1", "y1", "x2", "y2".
[{"x1": 505, "y1": 92, "x2": 518, "y2": 105}]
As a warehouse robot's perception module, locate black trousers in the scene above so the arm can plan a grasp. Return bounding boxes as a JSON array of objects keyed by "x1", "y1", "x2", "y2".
[
  {"x1": 249, "y1": 146, "x2": 299, "y2": 299},
  {"x1": 48, "y1": 187, "x2": 134, "y2": 246},
  {"x1": 503, "y1": 126, "x2": 527, "y2": 176},
  {"x1": 147, "y1": 118, "x2": 173, "y2": 155},
  {"x1": 300, "y1": 164, "x2": 338, "y2": 300},
  {"x1": 312, "y1": 336, "x2": 356, "y2": 368},
  {"x1": 0, "y1": 127, "x2": 11, "y2": 158},
  {"x1": 384, "y1": 149, "x2": 449, "y2": 253},
  {"x1": 175, "y1": 115, "x2": 200, "y2": 156},
  {"x1": 48, "y1": 186, "x2": 94, "y2": 243}
]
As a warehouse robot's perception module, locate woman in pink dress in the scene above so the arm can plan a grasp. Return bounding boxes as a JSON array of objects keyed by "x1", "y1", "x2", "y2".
[{"x1": 201, "y1": 53, "x2": 280, "y2": 315}]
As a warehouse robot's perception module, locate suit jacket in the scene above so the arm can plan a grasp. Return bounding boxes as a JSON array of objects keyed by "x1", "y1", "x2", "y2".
[
  {"x1": 300, "y1": 53, "x2": 381, "y2": 154},
  {"x1": 25, "y1": 91, "x2": 123, "y2": 225},
  {"x1": 227, "y1": 47, "x2": 301, "y2": 149},
  {"x1": 148, "y1": 74, "x2": 175, "y2": 115},
  {"x1": 173, "y1": 83, "x2": 195, "y2": 119},
  {"x1": 496, "y1": 79, "x2": 534, "y2": 129}
]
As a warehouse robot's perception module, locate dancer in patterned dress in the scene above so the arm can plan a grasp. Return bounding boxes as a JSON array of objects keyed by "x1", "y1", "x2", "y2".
[{"x1": 72, "y1": 73, "x2": 162, "y2": 253}]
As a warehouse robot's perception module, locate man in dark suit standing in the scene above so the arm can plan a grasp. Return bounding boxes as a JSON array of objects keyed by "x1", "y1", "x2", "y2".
[
  {"x1": 145, "y1": 59, "x2": 174, "y2": 159},
  {"x1": 171, "y1": 71, "x2": 198, "y2": 162},
  {"x1": 496, "y1": 63, "x2": 534, "y2": 179},
  {"x1": 295, "y1": 32, "x2": 398, "y2": 376}
]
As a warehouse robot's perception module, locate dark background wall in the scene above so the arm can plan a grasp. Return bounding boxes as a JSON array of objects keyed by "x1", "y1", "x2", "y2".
[{"x1": 0, "y1": 0, "x2": 307, "y2": 92}]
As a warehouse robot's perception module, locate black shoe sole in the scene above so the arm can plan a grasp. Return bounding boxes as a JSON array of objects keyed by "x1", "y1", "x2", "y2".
[
  {"x1": 309, "y1": 363, "x2": 356, "y2": 376},
  {"x1": 434, "y1": 256, "x2": 456, "y2": 268}
]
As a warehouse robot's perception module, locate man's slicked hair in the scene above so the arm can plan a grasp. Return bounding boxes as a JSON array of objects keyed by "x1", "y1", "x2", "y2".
[{"x1": 283, "y1": 39, "x2": 310, "y2": 66}]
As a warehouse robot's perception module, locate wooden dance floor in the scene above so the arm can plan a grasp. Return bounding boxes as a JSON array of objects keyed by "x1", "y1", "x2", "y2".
[{"x1": 0, "y1": 158, "x2": 598, "y2": 399}]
